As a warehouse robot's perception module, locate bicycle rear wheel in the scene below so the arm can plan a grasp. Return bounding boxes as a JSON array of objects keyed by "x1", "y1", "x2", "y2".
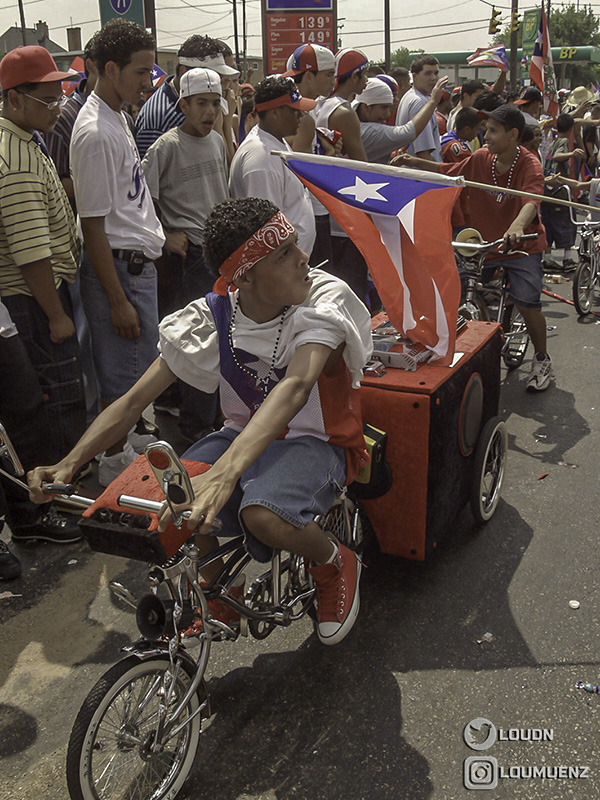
[
  {"x1": 66, "y1": 655, "x2": 204, "y2": 800},
  {"x1": 317, "y1": 494, "x2": 372, "y2": 553},
  {"x1": 572, "y1": 261, "x2": 595, "y2": 316},
  {"x1": 501, "y1": 304, "x2": 529, "y2": 369}
]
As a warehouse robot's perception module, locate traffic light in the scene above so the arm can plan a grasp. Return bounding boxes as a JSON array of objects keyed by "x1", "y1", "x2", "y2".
[
  {"x1": 488, "y1": 7, "x2": 502, "y2": 35},
  {"x1": 511, "y1": 10, "x2": 520, "y2": 33}
]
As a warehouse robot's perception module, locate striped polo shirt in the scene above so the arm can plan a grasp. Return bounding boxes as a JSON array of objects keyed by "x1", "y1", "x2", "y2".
[
  {"x1": 135, "y1": 77, "x2": 184, "y2": 159},
  {"x1": 0, "y1": 118, "x2": 79, "y2": 297}
]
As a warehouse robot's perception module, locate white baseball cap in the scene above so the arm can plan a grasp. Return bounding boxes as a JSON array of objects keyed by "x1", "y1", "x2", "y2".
[
  {"x1": 178, "y1": 52, "x2": 240, "y2": 79},
  {"x1": 352, "y1": 77, "x2": 393, "y2": 107},
  {"x1": 179, "y1": 67, "x2": 228, "y2": 113},
  {"x1": 282, "y1": 44, "x2": 335, "y2": 77}
]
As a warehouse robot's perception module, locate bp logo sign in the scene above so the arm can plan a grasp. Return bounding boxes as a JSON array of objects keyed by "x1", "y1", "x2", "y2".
[{"x1": 524, "y1": 16, "x2": 536, "y2": 36}]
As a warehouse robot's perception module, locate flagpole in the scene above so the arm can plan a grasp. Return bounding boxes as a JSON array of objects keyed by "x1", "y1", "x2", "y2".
[
  {"x1": 272, "y1": 150, "x2": 465, "y2": 188},
  {"x1": 463, "y1": 179, "x2": 595, "y2": 213}
]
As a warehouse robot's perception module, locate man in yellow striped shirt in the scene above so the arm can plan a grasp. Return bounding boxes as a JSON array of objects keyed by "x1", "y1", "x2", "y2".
[{"x1": 0, "y1": 46, "x2": 86, "y2": 542}]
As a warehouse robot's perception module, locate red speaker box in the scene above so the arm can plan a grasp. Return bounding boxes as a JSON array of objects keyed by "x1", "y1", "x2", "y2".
[{"x1": 360, "y1": 321, "x2": 502, "y2": 560}]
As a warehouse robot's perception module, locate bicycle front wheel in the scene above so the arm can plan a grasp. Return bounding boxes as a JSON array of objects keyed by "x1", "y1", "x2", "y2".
[
  {"x1": 66, "y1": 655, "x2": 203, "y2": 800},
  {"x1": 572, "y1": 261, "x2": 595, "y2": 316},
  {"x1": 458, "y1": 294, "x2": 490, "y2": 322}
]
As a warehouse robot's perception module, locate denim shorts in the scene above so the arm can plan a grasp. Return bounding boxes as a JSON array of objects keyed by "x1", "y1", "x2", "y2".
[
  {"x1": 541, "y1": 204, "x2": 576, "y2": 249},
  {"x1": 80, "y1": 250, "x2": 159, "y2": 403},
  {"x1": 484, "y1": 252, "x2": 543, "y2": 311},
  {"x1": 183, "y1": 428, "x2": 347, "y2": 562}
]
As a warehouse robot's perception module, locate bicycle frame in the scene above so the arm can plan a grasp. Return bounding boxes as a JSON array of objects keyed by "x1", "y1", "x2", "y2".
[{"x1": 454, "y1": 236, "x2": 523, "y2": 327}]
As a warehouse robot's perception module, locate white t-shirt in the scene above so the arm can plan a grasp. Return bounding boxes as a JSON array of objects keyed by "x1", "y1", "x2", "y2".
[
  {"x1": 311, "y1": 95, "x2": 347, "y2": 130},
  {"x1": 158, "y1": 269, "x2": 372, "y2": 393},
  {"x1": 70, "y1": 92, "x2": 165, "y2": 259},
  {"x1": 308, "y1": 96, "x2": 349, "y2": 218},
  {"x1": 396, "y1": 88, "x2": 442, "y2": 161},
  {"x1": 142, "y1": 127, "x2": 229, "y2": 246},
  {"x1": 229, "y1": 126, "x2": 316, "y2": 255}
]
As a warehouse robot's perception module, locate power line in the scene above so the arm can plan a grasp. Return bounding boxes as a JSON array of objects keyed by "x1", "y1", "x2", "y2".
[{"x1": 342, "y1": 17, "x2": 490, "y2": 36}]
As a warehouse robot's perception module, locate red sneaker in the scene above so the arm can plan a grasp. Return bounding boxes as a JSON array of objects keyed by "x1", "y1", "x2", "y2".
[
  {"x1": 184, "y1": 574, "x2": 245, "y2": 635},
  {"x1": 308, "y1": 542, "x2": 361, "y2": 645}
]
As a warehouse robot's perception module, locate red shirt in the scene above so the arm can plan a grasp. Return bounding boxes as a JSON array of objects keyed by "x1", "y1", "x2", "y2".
[
  {"x1": 442, "y1": 138, "x2": 472, "y2": 163},
  {"x1": 442, "y1": 137, "x2": 472, "y2": 228},
  {"x1": 439, "y1": 145, "x2": 547, "y2": 258}
]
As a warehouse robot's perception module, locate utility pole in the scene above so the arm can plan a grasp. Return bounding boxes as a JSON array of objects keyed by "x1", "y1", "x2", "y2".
[
  {"x1": 232, "y1": 0, "x2": 240, "y2": 66},
  {"x1": 384, "y1": 0, "x2": 390, "y2": 72},
  {"x1": 143, "y1": 0, "x2": 157, "y2": 45},
  {"x1": 17, "y1": 0, "x2": 27, "y2": 45},
  {"x1": 510, "y1": 0, "x2": 519, "y2": 92},
  {"x1": 242, "y1": 0, "x2": 247, "y2": 77}
]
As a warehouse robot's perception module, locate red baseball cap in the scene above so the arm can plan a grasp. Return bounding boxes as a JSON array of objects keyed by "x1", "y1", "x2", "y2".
[
  {"x1": 334, "y1": 48, "x2": 368, "y2": 81},
  {"x1": 254, "y1": 84, "x2": 317, "y2": 113},
  {"x1": 0, "y1": 46, "x2": 78, "y2": 91}
]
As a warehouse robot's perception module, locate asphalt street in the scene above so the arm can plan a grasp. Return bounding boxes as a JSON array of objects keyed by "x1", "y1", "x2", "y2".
[{"x1": 1, "y1": 274, "x2": 599, "y2": 800}]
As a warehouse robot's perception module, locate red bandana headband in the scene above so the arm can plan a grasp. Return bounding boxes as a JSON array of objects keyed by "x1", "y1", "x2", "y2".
[{"x1": 214, "y1": 211, "x2": 296, "y2": 295}]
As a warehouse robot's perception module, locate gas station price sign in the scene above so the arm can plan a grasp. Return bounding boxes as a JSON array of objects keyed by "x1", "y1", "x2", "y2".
[{"x1": 262, "y1": 0, "x2": 337, "y2": 75}]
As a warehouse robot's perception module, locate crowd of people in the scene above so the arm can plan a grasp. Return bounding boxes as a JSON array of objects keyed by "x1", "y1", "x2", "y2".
[{"x1": 1, "y1": 19, "x2": 597, "y2": 642}]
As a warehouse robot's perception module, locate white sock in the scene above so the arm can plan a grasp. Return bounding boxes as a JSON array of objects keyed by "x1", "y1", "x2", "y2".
[{"x1": 325, "y1": 540, "x2": 339, "y2": 563}]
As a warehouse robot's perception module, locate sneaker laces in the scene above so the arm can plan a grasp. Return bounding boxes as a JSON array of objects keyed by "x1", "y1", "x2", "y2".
[
  {"x1": 531, "y1": 355, "x2": 551, "y2": 377},
  {"x1": 312, "y1": 559, "x2": 346, "y2": 620}
]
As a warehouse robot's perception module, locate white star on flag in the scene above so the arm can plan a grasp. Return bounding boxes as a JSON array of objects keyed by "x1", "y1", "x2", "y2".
[{"x1": 338, "y1": 177, "x2": 389, "y2": 203}]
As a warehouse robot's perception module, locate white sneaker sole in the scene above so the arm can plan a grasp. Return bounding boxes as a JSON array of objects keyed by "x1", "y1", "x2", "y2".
[
  {"x1": 317, "y1": 555, "x2": 362, "y2": 646},
  {"x1": 526, "y1": 371, "x2": 553, "y2": 392}
]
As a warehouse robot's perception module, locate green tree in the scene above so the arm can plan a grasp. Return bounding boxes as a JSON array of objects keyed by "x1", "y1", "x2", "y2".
[
  {"x1": 494, "y1": 4, "x2": 600, "y2": 86},
  {"x1": 390, "y1": 47, "x2": 412, "y2": 68}
]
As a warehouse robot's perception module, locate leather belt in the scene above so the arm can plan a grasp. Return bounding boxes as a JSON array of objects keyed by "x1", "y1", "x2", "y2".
[{"x1": 111, "y1": 249, "x2": 153, "y2": 265}]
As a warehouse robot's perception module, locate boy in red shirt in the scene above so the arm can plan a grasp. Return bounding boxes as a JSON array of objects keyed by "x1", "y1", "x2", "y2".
[
  {"x1": 396, "y1": 105, "x2": 552, "y2": 392},
  {"x1": 441, "y1": 107, "x2": 480, "y2": 233}
]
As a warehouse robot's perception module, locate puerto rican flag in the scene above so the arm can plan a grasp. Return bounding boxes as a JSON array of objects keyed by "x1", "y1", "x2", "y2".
[
  {"x1": 64, "y1": 55, "x2": 85, "y2": 96},
  {"x1": 529, "y1": 6, "x2": 559, "y2": 119},
  {"x1": 467, "y1": 45, "x2": 509, "y2": 73},
  {"x1": 151, "y1": 64, "x2": 167, "y2": 87},
  {"x1": 280, "y1": 152, "x2": 462, "y2": 364}
]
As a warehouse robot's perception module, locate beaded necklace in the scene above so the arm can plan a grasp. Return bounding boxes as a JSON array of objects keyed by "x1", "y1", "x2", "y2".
[
  {"x1": 491, "y1": 145, "x2": 521, "y2": 203},
  {"x1": 227, "y1": 295, "x2": 290, "y2": 398}
]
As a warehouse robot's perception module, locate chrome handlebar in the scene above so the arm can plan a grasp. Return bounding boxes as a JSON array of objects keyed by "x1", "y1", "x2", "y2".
[{"x1": 39, "y1": 483, "x2": 223, "y2": 532}]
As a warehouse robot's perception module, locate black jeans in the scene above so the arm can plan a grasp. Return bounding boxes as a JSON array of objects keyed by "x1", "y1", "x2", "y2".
[
  {"x1": 309, "y1": 214, "x2": 333, "y2": 270},
  {"x1": 158, "y1": 244, "x2": 219, "y2": 433},
  {"x1": 2, "y1": 281, "x2": 86, "y2": 461},
  {"x1": 0, "y1": 331, "x2": 54, "y2": 529}
]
